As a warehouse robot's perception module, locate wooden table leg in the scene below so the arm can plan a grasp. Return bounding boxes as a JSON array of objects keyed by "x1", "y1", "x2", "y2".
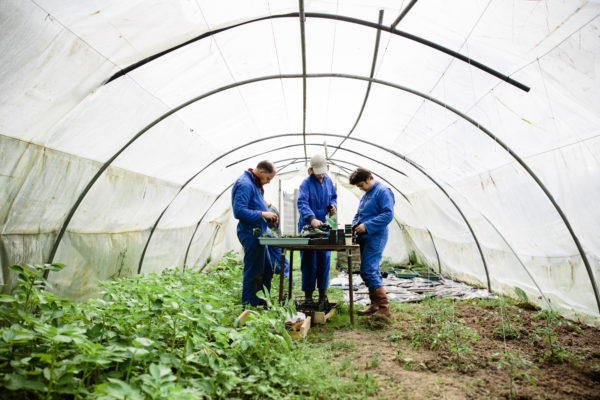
[
  {"x1": 278, "y1": 248, "x2": 285, "y2": 304},
  {"x1": 348, "y1": 250, "x2": 354, "y2": 324},
  {"x1": 288, "y1": 250, "x2": 294, "y2": 302}
]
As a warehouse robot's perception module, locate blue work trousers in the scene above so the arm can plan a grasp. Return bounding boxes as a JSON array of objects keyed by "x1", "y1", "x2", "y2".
[
  {"x1": 238, "y1": 232, "x2": 273, "y2": 307},
  {"x1": 268, "y1": 246, "x2": 289, "y2": 278},
  {"x1": 300, "y1": 250, "x2": 330, "y2": 292},
  {"x1": 357, "y1": 233, "x2": 388, "y2": 291}
]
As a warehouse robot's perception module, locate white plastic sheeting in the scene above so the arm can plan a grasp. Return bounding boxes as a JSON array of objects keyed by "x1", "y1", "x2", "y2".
[{"x1": 0, "y1": 1, "x2": 599, "y2": 324}]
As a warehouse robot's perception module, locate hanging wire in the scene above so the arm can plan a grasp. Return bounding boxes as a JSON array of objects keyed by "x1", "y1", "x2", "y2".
[
  {"x1": 324, "y1": 0, "x2": 340, "y2": 133},
  {"x1": 401, "y1": 0, "x2": 493, "y2": 154},
  {"x1": 267, "y1": 0, "x2": 292, "y2": 131},
  {"x1": 193, "y1": 0, "x2": 262, "y2": 136},
  {"x1": 536, "y1": 58, "x2": 560, "y2": 135}
]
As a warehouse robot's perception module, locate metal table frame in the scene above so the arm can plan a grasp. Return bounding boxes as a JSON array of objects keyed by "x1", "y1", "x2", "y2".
[{"x1": 273, "y1": 244, "x2": 360, "y2": 324}]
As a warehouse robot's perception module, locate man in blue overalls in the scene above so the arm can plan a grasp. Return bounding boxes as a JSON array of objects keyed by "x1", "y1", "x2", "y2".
[
  {"x1": 232, "y1": 161, "x2": 279, "y2": 307},
  {"x1": 297, "y1": 154, "x2": 337, "y2": 303},
  {"x1": 349, "y1": 168, "x2": 395, "y2": 317}
]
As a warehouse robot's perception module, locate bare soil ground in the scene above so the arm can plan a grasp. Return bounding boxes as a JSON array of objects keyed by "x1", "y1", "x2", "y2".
[{"x1": 309, "y1": 300, "x2": 600, "y2": 400}]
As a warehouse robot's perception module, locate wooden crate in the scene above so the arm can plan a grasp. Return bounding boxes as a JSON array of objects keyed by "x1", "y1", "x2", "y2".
[
  {"x1": 312, "y1": 305, "x2": 336, "y2": 324},
  {"x1": 289, "y1": 316, "x2": 311, "y2": 340}
]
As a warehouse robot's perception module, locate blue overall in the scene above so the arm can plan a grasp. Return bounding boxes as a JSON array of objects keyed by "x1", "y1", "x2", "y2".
[
  {"x1": 268, "y1": 246, "x2": 289, "y2": 277},
  {"x1": 232, "y1": 170, "x2": 273, "y2": 307},
  {"x1": 352, "y1": 182, "x2": 395, "y2": 291},
  {"x1": 266, "y1": 203, "x2": 289, "y2": 277},
  {"x1": 297, "y1": 174, "x2": 337, "y2": 292}
]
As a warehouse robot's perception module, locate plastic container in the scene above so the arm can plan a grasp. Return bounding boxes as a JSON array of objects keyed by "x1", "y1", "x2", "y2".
[
  {"x1": 337, "y1": 229, "x2": 345, "y2": 245},
  {"x1": 329, "y1": 230, "x2": 337, "y2": 244}
]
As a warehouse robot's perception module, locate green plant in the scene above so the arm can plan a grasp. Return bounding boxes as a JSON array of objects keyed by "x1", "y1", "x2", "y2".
[
  {"x1": 366, "y1": 353, "x2": 380, "y2": 369},
  {"x1": 109, "y1": 249, "x2": 129, "y2": 279},
  {"x1": 532, "y1": 309, "x2": 573, "y2": 363},
  {"x1": 492, "y1": 301, "x2": 523, "y2": 341},
  {"x1": 0, "y1": 257, "x2": 381, "y2": 400},
  {"x1": 400, "y1": 297, "x2": 478, "y2": 370},
  {"x1": 514, "y1": 286, "x2": 539, "y2": 310},
  {"x1": 494, "y1": 351, "x2": 538, "y2": 399}
]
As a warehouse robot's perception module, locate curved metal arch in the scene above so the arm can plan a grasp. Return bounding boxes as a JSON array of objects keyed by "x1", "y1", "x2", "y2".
[
  {"x1": 45, "y1": 73, "x2": 597, "y2": 315},
  {"x1": 183, "y1": 154, "x2": 551, "y2": 310},
  {"x1": 45, "y1": 73, "x2": 503, "y2": 265},
  {"x1": 329, "y1": 9, "x2": 386, "y2": 160},
  {"x1": 226, "y1": 143, "x2": 407, "y2": 177},
  {"x1": 181, "y1": 158, "x2": 297, "y2": 269},
  {"x1": 140, "y1": 134, "x2": 490, "y2": 291},
  {"x1": 181, "y1": 157, "x2": 422, "y2": 269},
  {"x1": 104, "y1": 12, "x2": 529, "y2": 92}
]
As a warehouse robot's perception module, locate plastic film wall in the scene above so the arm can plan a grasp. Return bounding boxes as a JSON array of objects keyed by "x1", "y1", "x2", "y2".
[{"x1": 0, "y1": 0, "x2": 599, "y2": 325}]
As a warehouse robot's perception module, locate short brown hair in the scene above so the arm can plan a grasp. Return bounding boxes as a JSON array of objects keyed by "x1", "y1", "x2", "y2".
[
  {"x1": 349, "y1": 168, "x2": 372, "y2": 185},
  {"x1": 256, "y1": 160, "x2": 275, "y2": 173}
]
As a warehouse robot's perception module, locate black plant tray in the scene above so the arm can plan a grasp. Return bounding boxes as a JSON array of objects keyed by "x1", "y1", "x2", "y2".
[{"x1": 308, "y1": 238, "x2": 331, "y2": 245}]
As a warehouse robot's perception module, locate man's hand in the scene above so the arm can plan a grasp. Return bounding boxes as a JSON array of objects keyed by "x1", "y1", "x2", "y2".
[
  {"x1": 262, "y1": 211, "x2": 278, "y2": 224},
  {"x1": 310, "y1": 219, "x2": 324, "y2": 228},
  {"x1": 354, "y1": 223, "x2": 367, "y2": 234},
  {"x1": 328, "y1": 205, "x2": 337, "y2": 215}
]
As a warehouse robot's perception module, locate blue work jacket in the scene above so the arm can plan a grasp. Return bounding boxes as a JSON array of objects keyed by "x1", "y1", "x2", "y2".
[
  {"x1": 297, "y1": 174, "x2": 337, "y2": 232},
  {"x1": 232, "y1": 170, "x2": 269, "y2": 236},
  {"x1": 352, "y1": 182, "x2": 395, "y2": 237}
]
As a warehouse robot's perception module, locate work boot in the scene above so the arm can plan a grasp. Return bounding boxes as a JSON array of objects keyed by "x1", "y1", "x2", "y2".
[
  {"x1": 373, "y1": 286, "x2": 391, "y2": 318},
  {"x1": 357, "y1": 290, "x2": 379, "y2": 316},
  {"x1": 318, "y1": 289, "x2": 328, "y2": 304},
  {"x1": 304, "y1": 291, "x2": 314, "y2": 303}
]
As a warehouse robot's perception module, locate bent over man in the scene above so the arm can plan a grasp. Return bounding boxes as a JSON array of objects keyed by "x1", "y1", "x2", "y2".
[
  {"x1": 349, "y1": 168, "x2": 395, "y2": 317},
  {"x1": 232, "y1": 161, "x2": 278, "y2": 307}
]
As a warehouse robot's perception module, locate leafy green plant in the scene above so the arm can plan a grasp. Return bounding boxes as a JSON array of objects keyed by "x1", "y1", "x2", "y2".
[
  {"x1": 399, "y1": 297, "x2": 478, "y2": 370},
  {"x1": 532, "y1": 309, "x2": 573, "y2": 363},
  {"x1": 491, "y1": 300, "x2": 523, "y2": 341},
  {"x1": 494, "y1": 351, "x2": 538, "y2": 399},
  {"x1": 0, "y1": 257, "x2": 380, "y2": 400},
  {"x1": 366, "y1": 353, "x2": 380, "y2": 369},
  {"x1": 514, "y1": 287, "x2": 539, "y2": 310}
]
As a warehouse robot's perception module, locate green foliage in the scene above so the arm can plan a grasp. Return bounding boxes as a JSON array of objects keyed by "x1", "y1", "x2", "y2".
[
  {"x1": 395, "y1": 297, "x2": 478, "y2": 370},
  {"x1": 490, "y1": 300, "x2": 523, "y2": 341},
  {"x1": 514, "y1": 287, "x2": 528, "y2": 304},
  {"x1": 0, "y1": 258, "x2": 377, "y2": 399},
  {"x1": 532, "y1": 309, "x2": 574, "y2": 363},
  {"x1": 513, "y1": 287, "x2": 539, "y2": 310},
  {"x1": 366, "y1": 353, "x2": 380, "y2": 369},
  {"x1": 409, "y1": 251, "x2": 418, "y2": 265},
  {"x1": 493, "y1": 351, "x2": 538, "y2": 399}
]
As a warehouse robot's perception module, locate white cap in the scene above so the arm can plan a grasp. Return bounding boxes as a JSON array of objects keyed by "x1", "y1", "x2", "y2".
[{"x1": 310, "y1": 154, "x2": 327, "y2": 175}]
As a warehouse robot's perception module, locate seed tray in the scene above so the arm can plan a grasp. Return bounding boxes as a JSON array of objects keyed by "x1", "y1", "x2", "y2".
[{"x1": 258, "y1": 237, "x2": 310, "y2": 245}]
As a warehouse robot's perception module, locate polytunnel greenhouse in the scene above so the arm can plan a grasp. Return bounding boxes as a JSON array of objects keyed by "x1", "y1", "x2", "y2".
[{"x1": 1, "y1": 0, "x2": 600, "y2": 398}]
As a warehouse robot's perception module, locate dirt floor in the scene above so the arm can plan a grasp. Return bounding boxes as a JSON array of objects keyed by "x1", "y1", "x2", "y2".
[{"x1": 309, "y1": 300, "x2": 600, "y2": 400}]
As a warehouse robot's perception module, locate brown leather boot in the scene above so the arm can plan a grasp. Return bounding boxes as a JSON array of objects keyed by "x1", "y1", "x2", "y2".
[
  {"x1": 357, "y1": 290, "x2": 379, "y2": 316},
  {"x1": 373, "y1": 286, "x2": 391, "y2": 318}
]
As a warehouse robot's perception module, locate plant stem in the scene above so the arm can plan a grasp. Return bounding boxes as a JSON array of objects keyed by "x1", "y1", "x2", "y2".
[{"x1": 126, "y1": 354, "x2": 135, "y2": 383}]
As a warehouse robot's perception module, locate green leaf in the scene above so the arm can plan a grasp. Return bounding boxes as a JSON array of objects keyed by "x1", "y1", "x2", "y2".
[
  {"x1": 97, "y1": 378, "x2": 144, "y2": 400},
  {"x1": 133, "y1": 337, "x2": 154, "y2": 347},
  {"x1": 514, "y1": 286, "x2": 529, "y2": 304},
  {"x1": 49, "y1": 263, "x2": 67, "y2": 271},
  {"x1": 8, "y1": 264, "x2": 24, "y2": 274},
  {"x1": 4, "y1": 373, "x2": 47, "y2": 392},
  {"x1": 0, "y1": 295, "x2": 16, "y2": 303},
  {"x1": 149, "y1": 363, "x2": 173, "y2": 379}
]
